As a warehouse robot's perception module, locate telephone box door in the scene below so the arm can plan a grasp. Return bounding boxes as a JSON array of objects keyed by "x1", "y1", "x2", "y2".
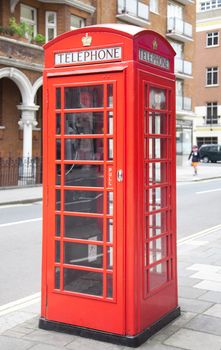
[{"x1": 44, "y1": 72, "x2": 125, "y2": 334}]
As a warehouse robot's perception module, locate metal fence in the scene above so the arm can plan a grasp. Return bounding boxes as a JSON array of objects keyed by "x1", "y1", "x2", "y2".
[{"x1": 0, "y1": 158, "x2": 42, "y2": 187}]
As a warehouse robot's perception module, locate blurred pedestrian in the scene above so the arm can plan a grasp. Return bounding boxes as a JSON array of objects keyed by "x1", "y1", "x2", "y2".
[{"x1": 188, "y1": 145, "x2": 200, "y2": 175}]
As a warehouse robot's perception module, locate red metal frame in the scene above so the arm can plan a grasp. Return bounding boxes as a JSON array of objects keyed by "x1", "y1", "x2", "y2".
[{"x1": 41, "y1": 25, "x2": 178, "y2": 341}]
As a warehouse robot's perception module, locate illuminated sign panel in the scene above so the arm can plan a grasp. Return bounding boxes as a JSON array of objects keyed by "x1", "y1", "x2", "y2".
[
  {"x1": 139, "y1": 48, "x2": 170, "y2": 70},
  {"x1": 55, "y1": 47, "x2": 122, "y2": 65}
]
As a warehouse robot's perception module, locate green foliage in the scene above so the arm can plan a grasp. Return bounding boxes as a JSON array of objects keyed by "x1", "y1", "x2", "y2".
[
  {"x1": 33, "y1": 33, "x2": 46, "y2": 45},
  {"x1": 9, "y1": 17, "x2": 33, "y2": 39}
]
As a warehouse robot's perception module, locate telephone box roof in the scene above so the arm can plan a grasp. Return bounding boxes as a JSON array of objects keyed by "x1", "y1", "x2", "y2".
[{"x1": 44, "y1": 23, "x2": 175, "y2": 56}]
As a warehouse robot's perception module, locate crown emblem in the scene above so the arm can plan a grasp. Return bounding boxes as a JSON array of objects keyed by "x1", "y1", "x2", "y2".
[
  {"x1": 82, "y1": 33, "x2": 92, "y2": 47},
  {"x1": 152, "y1": 38, "x2": 158, "y2": 50}
]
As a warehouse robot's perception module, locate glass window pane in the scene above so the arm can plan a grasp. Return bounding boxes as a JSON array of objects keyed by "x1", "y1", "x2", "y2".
[
  {"x1": 148, "y1": 162, "x2": 168, "y2": 185},
  {"x1": 148, "y1": 211, "x2": 168, "y2": 238},
  {"x1": 150, "y1": 236, "x2": 167, "y2": 263},
  {"x1": 64, "y1": 164, "x2": 104, "y2": 187},
  {"x1": 48, "y1": 13, "x2": 55, "y2": 23},
  {"x1": 149, "y1": 138, "x2": 167, "y2": 159},
  {"x1": 108, "y1": 112, "x2": 113, "y2": 134},
  {"x1": 149, "y1": 88, "x2": 166, "y2": 110},
  {"x1": 149, "y1": 113, "x2": 167, "y2": 135},
  {"x1": 65, "y1": 112, "x2": 104, "y2": 135},
  {"x1": 107, "y1": 274, "x2": 113, "y2": 298},
  {"x1": 64, "y1": 269, "x2": 103, "y2": 296},
  {"x1": 65, "y1": 86, "x2": 103, "y2": 109},
  {"x1": 56, "y1": 165, "x2": 61, "y2": 185},
  {"x1": 64, "y1": 138, "x2": 103, "y2": 160},
  {"x1": 48, "y1": 28, "x2": 55, "y2": 41},
  {"x1": 55, "y1": 267, "x2": 60, "y2": 289},
  {"x1": 56, "y1": 139, "x2": 61, "y2": 160},
  {"x1": 108, "y1": 192, "x2": 113, "y2": 215},
  {"x1": 55, "y1": 240, "x2": 60, "y2": 263},
  {"x1": 55, "y1": 215, "x2": 60, "y2": 237},
  {"x1": 56, "y1": 114, "x2": 61, "y2": 134},
  {"x1": 64, "y1": 216, "x2": 103, "y2": 240},
  {"x1": 107, "y1": 219, "x2": 113, "y2": 243},
  {"x1": 107, "y1": 247, "x2": 113, "y2": 269},
  {"x1": 56, "y1": 190, "x2": 61, "y2": 210},
  {"x1": 149, "y1": 187, "x2": 167, "y2": 212},
  {"x1": 56, "y1": 88, "x2": 61, "y2": 109},
  {"x1": 107, "y1": 84, "x2": 113, "y2": 107},
  {"x1": 64, "y1": 242, "x2": 103, "y2": 268},
  {"x1": 64, "y1": 190, "x2": 103, "y2": 213},
  {"x1": 149, "y1": 261, "x2": 168, "y2": 291},
  {"x1": 108, "y1": 139, "x2": 113, "y2": 160}
]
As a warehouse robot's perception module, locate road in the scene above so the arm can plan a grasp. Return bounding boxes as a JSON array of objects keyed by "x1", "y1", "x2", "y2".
[{"x1": 0, "y1": 178, "x2": 221, "y2": 306}]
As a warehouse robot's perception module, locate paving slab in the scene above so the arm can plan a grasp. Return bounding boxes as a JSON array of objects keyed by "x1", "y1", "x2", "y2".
[
  {"x1": 0, "y1": 335, "x2": 34, "y2": 350},
  {"x1": 23, "y1": 329, "x2": 75, "y2": 347},
  {"x1": 199, "y1": 290, "x2": 221, "y2": 303},
  {"x1": 165, "y1": 328, "x2": 221, "y2": 350},
  {"x1": 203, "y1": 303, "x2": 221, "y2": 318},
  {"x1": 178, "y1": 297, "x2": 212, "y2": 313},
  {"x1": 185, "y1": 314, "x2": 221, "y2": 337}
]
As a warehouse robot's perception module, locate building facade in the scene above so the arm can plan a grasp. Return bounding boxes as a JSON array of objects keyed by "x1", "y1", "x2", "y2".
[
  {"x1": 194, "y1": 0, "x2": 221, "y2": 147},
  {"x1": 0, "y1": 0, "x2": 195, "y2": 179}
]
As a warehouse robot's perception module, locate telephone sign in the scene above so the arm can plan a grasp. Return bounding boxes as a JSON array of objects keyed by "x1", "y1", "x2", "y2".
[{"x1": 40, "y1": 24, "x2": 180, "y2": 347}]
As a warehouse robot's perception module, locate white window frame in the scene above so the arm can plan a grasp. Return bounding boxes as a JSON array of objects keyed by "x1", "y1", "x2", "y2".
[
  {"x1": 206, "y1": 31, "x2": 219, "y2": 47},
  {"x1": 200, "y1": 0, "x2": 221, "y2": 11},
  {"x1": 70, "y1": 14, "x2": 85, "y2": 30},
  {"x1": 45, "y1": 11, "x2": 57, "y2": 42},
  {"x1": 150, "y1": 0, "x2": 159, "y2": 14},
  {"x1": 20, "y1": 4, "x2": 37, "y2": 37},
  {"x1": 206, "y1": 102, "x2": 218, "y2": 124},
  {"x1": 206, "y1": 67, "x2": 219, "y2": 86}
]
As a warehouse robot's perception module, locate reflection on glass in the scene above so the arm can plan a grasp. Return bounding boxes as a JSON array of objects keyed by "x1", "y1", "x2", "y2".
[
  {"x1": 108, "y1": 139, "x2": 113, "y2": 160},
  {"x1": 64, "y1": 138, "x2": 103, "y2": 161},
  {"x1": 107, "y1": 247, "x2": 113, "y2": 269},
  {"x1": 149, "y1": 113, "x2": 167, "y2": 135},
  {"x1": 149, "y1": 88, "x2": 166, "y2": 110},
  {"x1": 56, "y1": 114, "x2": 61, "y2": 134},
  {"x1": 64, "y1": 242, "x2": 103, "y2": 268},
  {"x1": 148, "y1": 211, "x2": 167, "y2": 238},
  {"x1": 56, "y1": 190, "x2": 61, "y2": 210},
  {"x1": 149, "y1": 162, "x2": 167, "y2": 185},
  {"x1": 55, "y1": 267, "x2": 60, "y2": 289},
  {"x1": 107, "y1": 84, "x2": 113, "y2": 107},
  {"x1": 149, "y1": 237, "x2": 167, "y2": 264},
  {"x1": 65, "y1": 112, "x2": 103, "y2": 135},
  {"x1": 107, "y1": 274, "x2": 113, "y2": 298},
  {"x1": 64, "y1": 269, "x2": 103, "y2": 296},
  {"x1": 108, "y1": 192, "x2": 113, "y2": 215},
  {"x1": 64, "y1": 164, "x2": 104, "y2": 187},
  {"x1": 149, "y1": 138, "x2": 167, "y2": 159},
  {"x1": 108, "y1": 112, "x2": 113, "y2": 134},
  {"x1": 55, "y1": 215, "x2": 60, "y2": 237},
  {"x1": 56, "y1": 139, "x2": 61, "y2": 160},
  {"x1": 64, "y1": 190, "x2": 103, "y2": 213},
  {"x1": 56, "y1": 88, "x2": 61, "y2": 109},
  {"x1": 149, "y1": 187, "x2": 167, "y2": 212},
  {"x1": 149, "y1": 261, "x2": 168, "y2": 291},
  {"x1": 56, "y1": 165, "x2": 61, "y2": 185},
  {"x1": 64, "y1": 216, "x2": 103, "y2": 240},
  {"x1": 55, "y1": 240, "x2": 60, "y2": 263},
  {"x1": 107, "y1": 219, "x2": 113, "y2": 243},
  {"x1": 65, "y1": 85, "x2": 103, "y2": 109}
]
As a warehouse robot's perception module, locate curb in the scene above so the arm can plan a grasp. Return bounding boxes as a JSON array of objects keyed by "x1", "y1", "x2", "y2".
[{"x1": 0, "y1": 198, "x2": 42, "y2": 206}]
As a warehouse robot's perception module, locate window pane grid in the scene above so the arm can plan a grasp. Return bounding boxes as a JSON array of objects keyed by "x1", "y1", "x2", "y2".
[{"x1": 54, "y1": 82, "x2": 115, "y2": 300}]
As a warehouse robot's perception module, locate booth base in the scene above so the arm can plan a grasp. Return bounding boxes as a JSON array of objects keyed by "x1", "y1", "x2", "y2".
[{"x1": 39, "y1": 307, "x2": 180, "y2": 348}]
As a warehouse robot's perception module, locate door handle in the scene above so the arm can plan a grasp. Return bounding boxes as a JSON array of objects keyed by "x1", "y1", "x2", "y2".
[{"x1": 117, "y1": 169, "x2": 123, "y2": 182}]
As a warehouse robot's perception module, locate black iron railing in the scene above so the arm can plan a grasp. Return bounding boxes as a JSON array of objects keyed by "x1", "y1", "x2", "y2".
[{"x1": 0, "y1": 157, "x2": 42, "y2": 187}]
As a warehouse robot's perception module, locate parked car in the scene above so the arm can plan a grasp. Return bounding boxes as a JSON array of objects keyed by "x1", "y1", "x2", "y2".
[{"x1": 199, "y1": 144, "x2": 221, "y2": 163}]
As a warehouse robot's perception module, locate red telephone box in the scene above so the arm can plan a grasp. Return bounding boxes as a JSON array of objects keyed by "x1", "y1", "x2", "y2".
[{"x1": 39, "y1": 24, "x2": 180, "y2": 347}]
